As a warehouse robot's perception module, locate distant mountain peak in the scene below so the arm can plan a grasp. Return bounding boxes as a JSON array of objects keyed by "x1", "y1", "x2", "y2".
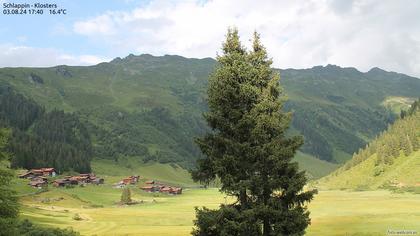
[
  {"x1": 325, "y1": 64, "x2": 341, "y2": 69},
  {"x1": 366, "y1": 67, "x2": 420, "y2": 80},
  {"x1": 368, "y1": 67, "x2": 387, "y2": 73},
  {"x1": 109, "y1": 53, "x2": 216, "y2": 66},
  {"x1": 307, "y1": 64, "x2": 361, "y2": 76}
]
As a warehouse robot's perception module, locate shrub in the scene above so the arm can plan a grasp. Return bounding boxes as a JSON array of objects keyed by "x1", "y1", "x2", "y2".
[
  {"x1": 120, "y1": 188, "x2": 132, "y2": 204},
  {"x1": 355, "y1": 185, "x2": 370, "y2": 191},
  {"x1": 373, "y1": 166, "x2": 384, "y2": 176},
  {"x1": 73, "y1": 213, "x2": 82, "y2": 221}
]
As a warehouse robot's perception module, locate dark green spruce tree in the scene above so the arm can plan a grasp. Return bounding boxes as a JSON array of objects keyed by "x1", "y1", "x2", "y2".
[
  {"x1": 0, "y1": 128, "x2": 19, "y2": 236},
  {"x1": 192, "y1": 28, "x2": 317, "y2": 236}
]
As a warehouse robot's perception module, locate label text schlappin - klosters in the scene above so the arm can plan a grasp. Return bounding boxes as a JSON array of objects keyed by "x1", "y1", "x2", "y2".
[{"x1": 3, "y1": 3, "x2": 58, "y2": 9}]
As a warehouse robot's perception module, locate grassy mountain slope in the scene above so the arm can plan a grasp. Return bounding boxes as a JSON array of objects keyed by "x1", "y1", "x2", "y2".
[
  {"x1": 91, "y1": 158, "x2": 196, "y2": 187},
  {"x1": 294, "y1": 152, "x2": 339, "y2": 179},
  {"x1": 1, "y1": 54, "x2": 420, "y2": 176},
  {"x1": 317, "y1": 110, "x2": 420, "y2": 190},
  {"x1": 319, "y1": 150, "x2": 420, "y2": 190},
  {"x1": 281, "y1": 65, "x2": 419, "y2": 162},
  {"x1": 0, "y1": 55, "x2": 213, "y2": 167}
]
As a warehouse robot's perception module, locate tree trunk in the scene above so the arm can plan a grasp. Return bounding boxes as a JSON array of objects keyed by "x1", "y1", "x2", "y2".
[
  {"x1": 263, "y1": 218, "x2": 270, "y2": 236},
  {"x1": 239, "y1": 189, "x2": 247, "y2": 209},
  {"x1": 262, "y1": 173, "x2": 271, "y2": 236}
]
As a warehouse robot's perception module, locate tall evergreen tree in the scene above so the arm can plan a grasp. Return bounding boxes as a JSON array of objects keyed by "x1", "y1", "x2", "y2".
[
  {"x1": 192, "y1": 28, "x2": 316, "y2": 236},
  {"x1": 0, "y1": 129, "x2": 19, "y2": 236}
]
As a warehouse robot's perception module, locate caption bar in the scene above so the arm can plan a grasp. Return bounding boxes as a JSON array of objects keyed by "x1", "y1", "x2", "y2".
[{"x1": 2, "y1": 2, "x2": 67, "y2": 15}]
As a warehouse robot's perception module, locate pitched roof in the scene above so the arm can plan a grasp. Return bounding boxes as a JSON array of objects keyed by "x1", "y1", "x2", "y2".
[{"x1": 141, "y1": 186, "x2": 154, "y2": 189}]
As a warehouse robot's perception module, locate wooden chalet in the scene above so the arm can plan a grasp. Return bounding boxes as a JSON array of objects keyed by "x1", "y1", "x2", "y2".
[
  {"x1": 91, "y1": 178, "x2": 104, "y2": 185},
  {"x1": 19, "y1": 168, "x2": 56, "y2": 179},
  {"x1": 140, "y1": 185, "x2": 162, "y2": 192},
  {"x1": 53, "y1": 179, "x2": 70, "y2": 187},
  {"x1": 70, "y1": 176, "x2": 86, "y2": 182},
  {"x1": 122, "y1": 178, "x2": 133, "y2": 185},
  {"x1": 140, "y1": 185, "x2": 155, "y2": 192},
  {"x1": 140, "y1": 184, "x2": 183, "y2": 195},
  {"x1": 130, "y1": 175, "x2": 140, "y2": 183},
  {"x1": 29, "y1": 177, "x2": 48, "y2": 188},
  {"x1": 121, "y1": 175, "x2": 140, "y2": 185},
  {"x1": 160, "y1": 187, "x2": 172, "y2": 193},
  {"x1": 145, "y1": 180, "x2": 155, "y2": 185},
  {"x1": 170, "y1": 187, "x2": 182, "y2": 195},
  {"x1": 19, "y1": 172, "x2": 34, "y2": 179}
]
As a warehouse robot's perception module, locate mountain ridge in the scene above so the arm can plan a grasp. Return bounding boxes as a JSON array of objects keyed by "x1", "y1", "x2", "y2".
[{"x1": 2, "y1": 53, "x2": 420, "y2": 81}]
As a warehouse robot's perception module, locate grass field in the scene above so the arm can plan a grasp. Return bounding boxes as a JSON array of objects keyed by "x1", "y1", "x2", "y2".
[
  {"x1": 19, "y1": 186, "x2": 225, "y2": 236},
  {"x1": 17, "y1": 180, "x2": 420, "y2": 236},
  {"x1": 12, "y1": 157, "x2": 420, "y2": 236},
  {"x1": 308, "y1": 190, "x2": 420, "y2": 236}
]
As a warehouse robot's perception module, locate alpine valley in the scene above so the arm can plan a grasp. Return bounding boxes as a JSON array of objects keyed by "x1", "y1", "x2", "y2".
[
  {"x1": 1, "y1": 54, "x2": 420, "y2": 236},
  {"x1": 1, "y1": 54, "x2": 420, "y2": 178}
]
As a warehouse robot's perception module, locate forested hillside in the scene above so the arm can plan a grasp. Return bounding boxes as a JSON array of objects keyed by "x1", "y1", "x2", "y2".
[
  {"x1": 281, "y1": 66, "x2": 418, "y2": 162},
  {"x1": 318, "y1": 101, "x2": 420, "y2": 189},
  {"x1": 0, "y1": 84, "x2": 92, "y2": 173},
  {"x1": 1, "y1": 54, "x2": 419, "y2": 173}
]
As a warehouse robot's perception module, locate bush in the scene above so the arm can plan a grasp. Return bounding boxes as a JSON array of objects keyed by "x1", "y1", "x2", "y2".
[
  {"x1": 17, "y1": 219, "x2": 80, "y2": 235},
  {"x1": 89, "y1": 204, "x2": 103, "y2": 208},
  {"x1": 73, "y1": 213, "x2": 82, "y2": 221},
  {"x1": 373, "y1": 166, "x2": 384, "y2": 176},
  {"x1": 354, "y1": 185, "x2": 370, "y2": 191}
]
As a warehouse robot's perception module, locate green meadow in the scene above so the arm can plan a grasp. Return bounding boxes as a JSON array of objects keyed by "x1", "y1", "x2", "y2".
[{"x1": 16, "y1": 170, "x2": 420, "y2": 236}]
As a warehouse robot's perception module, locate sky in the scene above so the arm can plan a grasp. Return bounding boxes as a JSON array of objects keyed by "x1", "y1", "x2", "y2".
[{"x1": 1, "y1": 0, "x2": 420, "y2": 77}]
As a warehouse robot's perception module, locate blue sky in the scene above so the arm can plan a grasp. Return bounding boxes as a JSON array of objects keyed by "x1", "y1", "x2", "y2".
[
  {"x1": 1, "y1": 0, "x2": 420, "y2": 78},
  {"x1": 0, "y1": 0, "x2": 150, "y2": 60}
]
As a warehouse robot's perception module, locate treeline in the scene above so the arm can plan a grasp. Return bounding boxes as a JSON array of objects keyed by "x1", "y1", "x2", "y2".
[
  {"x1": 0, "y1": 85, "x2": 43, "y2": 130},
  {"x1": 0, "y1": 85, "x2": 92, "y2": 173},
  {"x1": 289, "y1": 101, "x2": 393, "y2": 162},
  {"x1": 343, "y1": 101, "x2": 419, "y2": 170},
  {"x1": 0, "y1": 129, "x2": 79, "y2": 236},
  {"x1": 400, "y1": 98, "x2": 420, "y2": 118}
]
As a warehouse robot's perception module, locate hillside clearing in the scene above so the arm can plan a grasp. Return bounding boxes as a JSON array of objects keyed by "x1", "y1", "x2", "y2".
[{"x1": 382, "y1": 96, "x2": 417, "y2": 114}]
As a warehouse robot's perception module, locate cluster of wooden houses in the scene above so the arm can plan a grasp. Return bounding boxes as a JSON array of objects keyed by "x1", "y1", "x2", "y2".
[
  {"x1": 140, "y1": 180, "x2": 182, "y2": 195},
  {"x1": 18, "y1": 169, "x2": 183, "y2": 194},
  {"x1": 53, "y1": 173, "x2": 104, "y2": 187},
  {"x1": 113, "y1": 175, "x2": 140, "y2": 188},
  {"x1": 19, "y1": 168, "x2": 56, "y2": 188},
  {"x1": 18, "y1": 168, "x2": 104, "y2": 188}
]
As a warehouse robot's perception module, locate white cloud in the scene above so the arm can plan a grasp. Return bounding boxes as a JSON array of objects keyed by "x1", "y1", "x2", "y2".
[
  {"x1": 0, "y1": 44, "x2": 109, "y2": 67},
  {"x1": 74, "y1": 14, "x2": 117, "y2": 36},
  {"x1": 71, "y1": 0, "x2": 420, "y2": 77}
]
